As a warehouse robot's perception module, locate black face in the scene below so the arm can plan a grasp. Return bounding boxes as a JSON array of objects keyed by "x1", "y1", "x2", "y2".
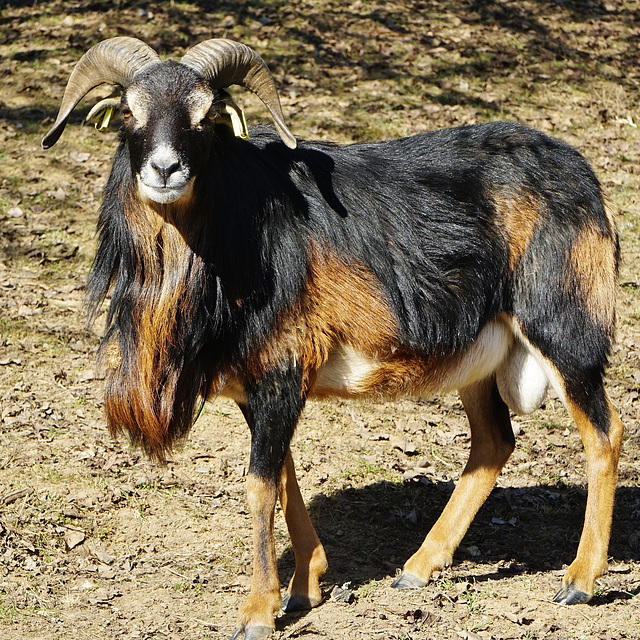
[{"x1": 122, "y1": 61, "x2": 218, "y2": 204}]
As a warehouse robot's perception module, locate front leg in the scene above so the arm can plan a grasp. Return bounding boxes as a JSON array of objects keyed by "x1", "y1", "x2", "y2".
[{"x1": 232, "y1": 362, "x2": 306, "y2": 640}]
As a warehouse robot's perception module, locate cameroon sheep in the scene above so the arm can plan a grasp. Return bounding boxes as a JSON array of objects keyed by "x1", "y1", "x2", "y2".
[{"x1": 43, "y1": 37, "x2": 623, "y2": 640}]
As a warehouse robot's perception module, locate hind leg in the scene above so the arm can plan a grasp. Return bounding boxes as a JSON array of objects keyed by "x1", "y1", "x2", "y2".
[
  {"x1": 554, "y1": 391, "x2": 623, "y2": 604},
  {"x1": 393, "y1": 376, "x2": 514, "y2": 588}
]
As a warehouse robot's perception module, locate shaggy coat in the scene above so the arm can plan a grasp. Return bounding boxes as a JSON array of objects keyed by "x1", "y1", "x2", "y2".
[{"x1": 90, "y1": 122, "x2": 618, "y2": 461}]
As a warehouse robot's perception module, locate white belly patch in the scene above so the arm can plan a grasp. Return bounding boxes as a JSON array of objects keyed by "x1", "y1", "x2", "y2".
[
  {"x1": 314, "y1": 320, "x2": 518, "y2": 399},
  {"x1": 496, "y1": 344, "x2": 548, "y2": 415}
]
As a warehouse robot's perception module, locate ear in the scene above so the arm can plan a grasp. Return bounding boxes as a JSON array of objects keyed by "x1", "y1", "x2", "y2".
[{"x1": 86, "y1": 97, "x2": 123, "y2": 131}]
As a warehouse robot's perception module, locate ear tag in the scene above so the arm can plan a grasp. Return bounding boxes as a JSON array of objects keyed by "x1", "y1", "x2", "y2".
[
  {"x1": 222, "y1": 103, "x2": 249, "y2": 140},
  {"x1": 96, "y1": 106, "x2": 115, "y2": 132}
]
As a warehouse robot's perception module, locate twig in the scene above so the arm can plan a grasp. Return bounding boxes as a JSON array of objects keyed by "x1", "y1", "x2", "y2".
[
  {"x1": 531, "y1": 597, "x2": 596, "y2": 625},
  {"x1": 193, "y1": 618, "x2": 217, "y2": 629},
  {"x1": 2, "y1": 488, "x2": 33, "y2": 505},
  {"x1": 166, "y1": 567, "x2": 189, "y2": 581},
  {"x1": 281, "y1": 620, "x2": 314, "y2": 638},
  {"x1": 431, "y1": 448, "x2": 455, "y2": 469}
]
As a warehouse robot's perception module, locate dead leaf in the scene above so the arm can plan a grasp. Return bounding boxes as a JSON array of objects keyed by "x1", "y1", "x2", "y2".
[
  {"x1": 64, "y1": 529, "x2": 85, "y2": 550},
  {"x1": 2, "y1": 488, "x2": 32, "y2": 504},
  {"x1": 402, "y1": 467, "x2": 432, "y2": 481},
  {"x1": 390, "y1": 434, "x2": 417, "y2": 454},
  {"x1": 92, "y1": 549, "x2": 115, "y2": 565},
  {"x1": 609, "y1": 563, "x2": 631, "y2": 574},
  {"x1": 70, "y1": 151, "x2": 91, "y2": 163}
]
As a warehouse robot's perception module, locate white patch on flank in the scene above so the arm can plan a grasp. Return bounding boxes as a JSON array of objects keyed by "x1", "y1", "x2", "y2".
[
  {"x1": 315, "y1": 319, "x2": 514, "y2": 398},
  {"x1": 448, "y1": 320, "x2": 511, "y2": 391},
  {"x1": 316, "y1": 344, "x2": 378, "y2": 394}
]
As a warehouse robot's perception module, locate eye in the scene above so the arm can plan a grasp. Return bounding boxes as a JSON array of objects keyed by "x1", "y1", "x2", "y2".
[
  {"x1": 121, "y1": 107, "x2": 133, "y2": 120},
  {"x1": 194, "y1": 112, "x2": 217, "y2": 131}
]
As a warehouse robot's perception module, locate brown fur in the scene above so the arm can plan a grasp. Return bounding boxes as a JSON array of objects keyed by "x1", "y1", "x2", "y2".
[
  {"x1": 568, "y1": 223, "x2": 617, "y2": 329},
  {"x1": 103, "y1": 193, "x2": 208, "y2": 461},
  {"x1": 240, "y1": 474, "x2": 282, "y2": 629},
  {"x1": 492, "y1": 190, "x2": 543, "y2": 271},
  {"x1": 278, "y1": 449, "x2": 327, "y2": 607},
  {"x1": 402, "y1": 378, "x2": 514, "y2": 581},
  {"x1": 243, "y1": 245, "x2": 399, "y2": 392},
  {"x1": 556, "y1": 394, "x2": 623, "y2": 596},
  {"x1": 242, "y1": 247, "x2": 512, "y2": 402}
]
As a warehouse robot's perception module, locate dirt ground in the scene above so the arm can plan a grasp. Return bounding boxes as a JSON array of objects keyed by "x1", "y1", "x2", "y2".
[{"x1": 1, "y1": 1, "x2": 639, "y2": 639}]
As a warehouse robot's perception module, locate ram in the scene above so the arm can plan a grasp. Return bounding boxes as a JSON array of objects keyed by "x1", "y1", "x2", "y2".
[{"x1": 43, "y1": 37, "x2": 623, "y2": 640}]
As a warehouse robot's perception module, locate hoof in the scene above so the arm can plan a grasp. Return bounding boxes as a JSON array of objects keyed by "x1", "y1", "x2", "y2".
[
  {"x1": 391, "y1": 572, "x2": 427, "y2": 590},
  {"x1": 281, "y1": 593, "x2": 317, "y2": 612},
  {"x1": 553, "y1": 584, "x2": 592, "y2": 605},
  {"x1": 230, "y1": 625, "x2": 275, "y2": 640}
]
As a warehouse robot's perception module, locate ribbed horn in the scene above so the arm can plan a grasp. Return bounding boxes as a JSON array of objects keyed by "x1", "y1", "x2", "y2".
[
  {"x1": 181, "y1": 39, "x2": 296, "y2": 149},
  {"x1": 42, "y1": 37, "x2": 160, "y2": 149}
]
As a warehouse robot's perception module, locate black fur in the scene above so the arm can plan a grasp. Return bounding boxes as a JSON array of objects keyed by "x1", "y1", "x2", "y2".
[{"x1": 240, "y1": 362, "x2": 306, "y2": 482}]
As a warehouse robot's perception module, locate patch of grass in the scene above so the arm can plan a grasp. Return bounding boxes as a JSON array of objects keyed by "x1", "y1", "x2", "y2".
[
  {"x1": 0, "y1": 601, "x2": 21, "y2": 621},
  {"x1": 357, "y1": 579, "x2": 383, "y2": 599},
  {"x1": 461, "y1": 588, "x2": 486, "y2": 616}
]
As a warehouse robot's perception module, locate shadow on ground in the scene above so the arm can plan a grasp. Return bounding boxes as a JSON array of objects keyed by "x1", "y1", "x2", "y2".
[{"x1": 277, "y1": 479, "x2": 640, "y2": 596}]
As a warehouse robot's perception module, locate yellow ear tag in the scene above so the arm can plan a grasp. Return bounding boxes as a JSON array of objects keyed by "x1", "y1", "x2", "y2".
[
  {"x1": 222, "y1": 103, "x2": 249, "y2": 140},
  {"x1": 96, "y1": 106, "x2": 115, "y2": 132}
]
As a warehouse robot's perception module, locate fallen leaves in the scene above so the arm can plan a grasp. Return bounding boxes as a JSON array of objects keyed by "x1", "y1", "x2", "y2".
[
  {"x1": 63, "y1": 527, "x2": 85, "y2": 550},
  {"x1": 503, "y1": 608, "x2": 534, "y2": 625},
  {"x1": 69, "y1": 150, "x2": 91, "y2": 163},
  {"x1": 389, "y1": 434, "x2": 417, "y2": 455}
]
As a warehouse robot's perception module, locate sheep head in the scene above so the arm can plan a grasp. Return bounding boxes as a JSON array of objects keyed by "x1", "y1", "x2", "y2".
[{"x1": 42, "y1": 37, "x2": 296, "y2": 204}]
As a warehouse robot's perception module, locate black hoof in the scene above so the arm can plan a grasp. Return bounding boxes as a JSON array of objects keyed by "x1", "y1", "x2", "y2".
[
  {"x1": 391, "y1": 572, "x2": 427, "y2": 590},
  {"x1": 230, "y1": 625, "x2": 275, "y2": 640},
  {"x1": 553, "y1": 584, "x2": 592, "y2": 605},
  {"x1": 282, "y1": 593, "x2": 314, "y2": 612}
]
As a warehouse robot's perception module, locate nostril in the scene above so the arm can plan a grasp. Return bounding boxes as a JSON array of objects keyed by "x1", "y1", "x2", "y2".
[{"x1": 151, "y1": 159, "x2": 181, "y2": 183}]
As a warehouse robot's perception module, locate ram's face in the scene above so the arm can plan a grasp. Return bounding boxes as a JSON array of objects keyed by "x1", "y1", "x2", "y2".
[
  {"x1": 123, "y1": 62, "x2": 216, "y2": 205},
  {"x1": 42, "y1": 37, "x2": 296, "y2": 196}
]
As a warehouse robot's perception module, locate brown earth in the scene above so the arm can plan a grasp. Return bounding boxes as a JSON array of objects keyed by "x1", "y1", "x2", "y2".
[{"x1": 1, "y1": 1, "x2": 639, "y2": 639}]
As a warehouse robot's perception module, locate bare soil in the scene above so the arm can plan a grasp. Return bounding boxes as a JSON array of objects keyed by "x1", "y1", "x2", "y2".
[{"x1": 1, "y1": 1, "x2": 639, "y2": 639}]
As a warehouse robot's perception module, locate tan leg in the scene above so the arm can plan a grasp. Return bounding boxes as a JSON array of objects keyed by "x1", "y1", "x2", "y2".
[
  {"x1": 554, "y1": 394, "x2": 623, "y2": 604},
  {"x1": 393, "y1": 377, "x2": 514, "y2": 588},
  {"x1": 278, "y1": 449, "x2": 328, "y2": 611},
  {"x1": 232, "y1": 474, "x2": 281, "y2": 640}
]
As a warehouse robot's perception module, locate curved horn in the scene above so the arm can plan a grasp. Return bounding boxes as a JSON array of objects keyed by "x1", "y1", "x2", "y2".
[
  {"x1": 42, "y1": 37, "x2": 160, "y2": 149},
  {"x1": 181, "y1": 39, "x2": 296, "y2": 149}
]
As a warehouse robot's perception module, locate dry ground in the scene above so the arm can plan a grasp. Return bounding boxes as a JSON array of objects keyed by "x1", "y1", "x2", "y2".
[{"x1": 1, "y1": 1, "x2": 639, "y2": 639}]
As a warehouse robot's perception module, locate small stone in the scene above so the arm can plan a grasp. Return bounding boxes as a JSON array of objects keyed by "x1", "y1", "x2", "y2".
[{"x1": 331, "y1": 583, "x2": 355, "y2": 604}]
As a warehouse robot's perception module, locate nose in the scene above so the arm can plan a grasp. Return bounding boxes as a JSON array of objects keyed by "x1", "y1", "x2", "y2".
[{"x1": 151, "y1": 157, "x2": 181, "y2": 185}]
